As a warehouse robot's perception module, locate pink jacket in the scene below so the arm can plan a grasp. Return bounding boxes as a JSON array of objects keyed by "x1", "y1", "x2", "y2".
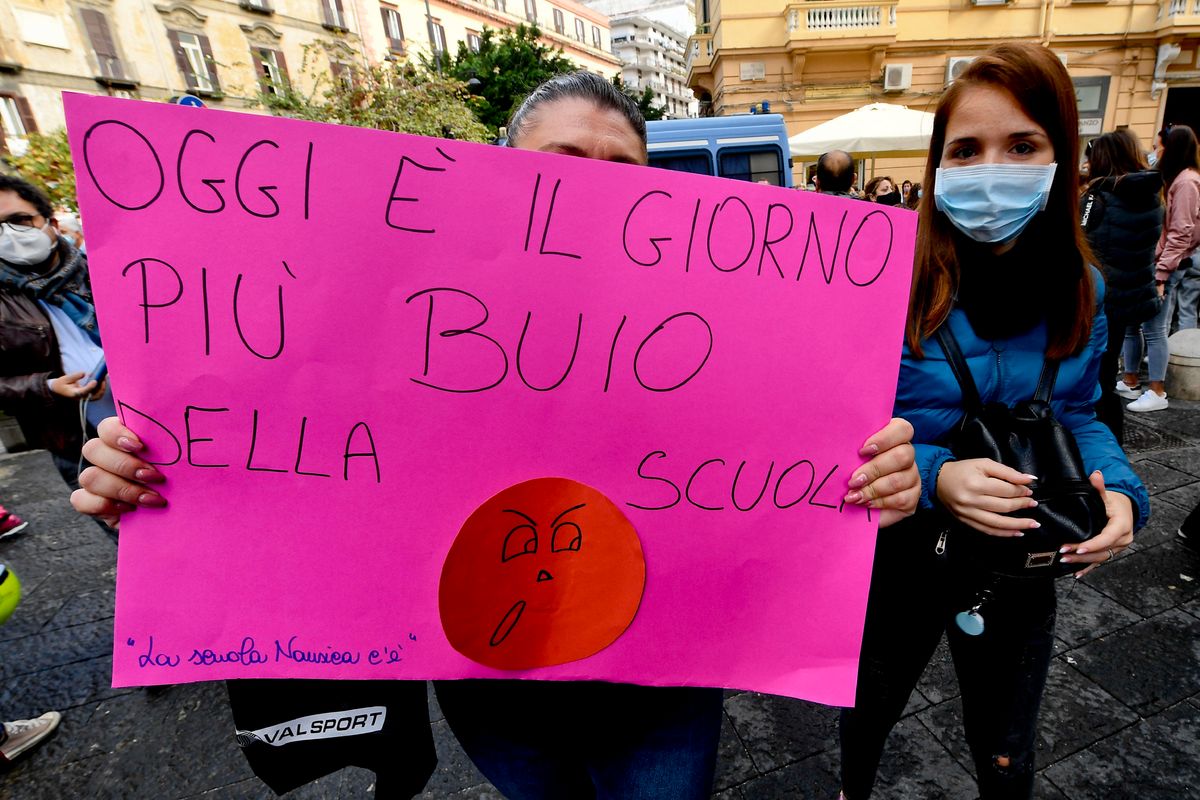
[{"x1": 1156, "y1": 168, "x2": 1200, "y2": 280}]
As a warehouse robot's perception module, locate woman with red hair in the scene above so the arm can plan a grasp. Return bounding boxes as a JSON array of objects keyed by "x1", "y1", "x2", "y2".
[{"x1": 838, "y1": 43, "x2": 1148, "y2": 799}]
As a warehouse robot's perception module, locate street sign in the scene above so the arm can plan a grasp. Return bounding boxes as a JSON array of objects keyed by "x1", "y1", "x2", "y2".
[{"x1": 172, "y1": 94, "x2": 205, "y2": 108}]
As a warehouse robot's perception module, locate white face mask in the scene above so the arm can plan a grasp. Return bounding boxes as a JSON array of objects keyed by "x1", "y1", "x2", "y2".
[{"x1": 0, "y1": 222, "x2": 55, "y2": 266}]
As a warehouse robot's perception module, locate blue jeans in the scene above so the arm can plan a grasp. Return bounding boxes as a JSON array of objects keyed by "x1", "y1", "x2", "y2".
[
  {"x1": 434, "y1": 680, "x2": 724, "y2": 800},
  {"x1": 1170, "y1": 257, "x2": 1200, "y2": 333},
  {"x1": 1123, "y1": 270, "x2": 1175, "y2": 383}
]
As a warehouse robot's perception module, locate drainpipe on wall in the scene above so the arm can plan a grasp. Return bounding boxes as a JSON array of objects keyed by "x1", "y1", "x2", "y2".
[{"x1": 1041, "y1": 0, "x2": 1057, "y2": 46}]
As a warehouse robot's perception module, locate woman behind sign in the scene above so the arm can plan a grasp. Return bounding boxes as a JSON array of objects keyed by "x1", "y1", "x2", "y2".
[
  {"x1": 72, "y1": 71, "x2": 921, "y2": 798},
  {"x1": 837, "y1": 43, "x2": 1148, "y2": 800}
]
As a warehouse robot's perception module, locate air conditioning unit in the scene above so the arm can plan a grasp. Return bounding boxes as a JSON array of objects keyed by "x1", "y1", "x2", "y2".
[
  {"x1": 970, "y1": 0, "x2": 1008, "y2": 5},
  {"x1": 946, "y1": 56, "x2": 975, "y2": 84},
  {"x1": 739, "y1": 61, "x2": 766, "y2": 81},
  {"x1": 883, "y1": 63, "x2": 912, "y2": 92}
]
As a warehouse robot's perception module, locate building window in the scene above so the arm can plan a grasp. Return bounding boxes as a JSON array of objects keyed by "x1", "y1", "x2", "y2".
[
  {"x1": 240, "y1": 0, "x2": 273, "y2": 12},
  {"x1": 329, "y1": 60, "x2": 352, "y2": 87},
  {"x1": 253, "y1": 47, "x2": 288, "y2": 94},
  {"x1": 492, "y1": 0, "x2": 506, "y2": 10},
  {"x1": 575, "y1": 18, "x2": 585, "y2": 41},
  {"x1": 0, "y1": 94, "x2": 36, "y2": 156},
  {"x1": 429, "y1": 21, "x2": 447, "y2": 56},
  {"x1": 592, "y1": 25, "x2": 601, "y2": 48},
  {"x1": 80, "y1": 8, "x2": 127, "y2": 81},
  {"x1": 552, "y1": 8, "x2": 564, "y2": 33},
  {"x1": 381, "y1": 7, "x2": 404, "y2": 52},
  {"x1": 321, "y1": 0, "x2": 348, "y2": 30},
  {"x1": 168, "y1": 30, "x2": 219, "y2": 94},
  {"x1": 524, "y1": 0, "x2": 536, "y2": 22},
  {"x1": 467, "y1": 32, "x2": 482, "y2": 52}
]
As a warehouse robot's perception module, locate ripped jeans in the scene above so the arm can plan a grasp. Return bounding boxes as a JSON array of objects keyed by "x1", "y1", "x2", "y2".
[{"x1": 839, "y1": 516, "x2": 1056, "y2": 800}]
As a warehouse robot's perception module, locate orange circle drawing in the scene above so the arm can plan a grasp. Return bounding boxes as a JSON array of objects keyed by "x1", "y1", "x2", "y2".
[{"x1": 439, "y1": 477, "x2": 646, "y2": 670}]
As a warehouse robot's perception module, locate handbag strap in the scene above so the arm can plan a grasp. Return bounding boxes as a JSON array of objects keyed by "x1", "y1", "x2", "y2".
[
  {"x1": 935, "y1": 325, "x2": 983, "y2": 412},
  {"x1": 1034, "y1": 360, "x2": 1059, "y2": 404},
  {"x1": 934, "y1": 324, "x2": 1060, "y2": 407}
]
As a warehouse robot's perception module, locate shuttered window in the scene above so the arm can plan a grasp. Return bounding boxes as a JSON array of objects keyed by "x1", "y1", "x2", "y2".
[
  {"x1": 380, "y1": 7, "x2": 404, "y2": 53},
  {"x1": 81, "y1": 8, "x2": 124, "y2": 80},
  {"x1": 321, "y1": 0, "x2": 347, "y2": 30},
  {"x1": 0, "y1": 94, "x2": 36, "y2": 156},
  {"x1": 252, "y1": 47, "x2": 289, "y2": 94},
  {"x1": 167, "y1": 30, "x2": 220, "y2": 94}
]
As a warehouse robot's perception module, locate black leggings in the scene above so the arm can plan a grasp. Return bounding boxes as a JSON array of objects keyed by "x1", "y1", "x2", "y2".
[{"x1": 839, "y1": 517, "x2": 1056, "y2": 800}]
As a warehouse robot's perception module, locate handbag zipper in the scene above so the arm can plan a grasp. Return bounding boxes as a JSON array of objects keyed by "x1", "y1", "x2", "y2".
[{"x1": 935, "y1": 529, "x2": 948, "y2": 555}]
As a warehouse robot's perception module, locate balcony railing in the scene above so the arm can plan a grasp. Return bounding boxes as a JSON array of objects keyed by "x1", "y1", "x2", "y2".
[
  {"x1": 786, "y1": 0, "x2": 898, "y2": 41},
  {"x1": 686, "y1": 33, "x2": 713, "y2": 71},
  {"x1": 1164, "y1": 0, "x2": 1200, "y2": 14}
]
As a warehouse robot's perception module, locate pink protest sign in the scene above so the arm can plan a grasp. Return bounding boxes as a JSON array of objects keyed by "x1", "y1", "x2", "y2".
[{"x1": 64, "y1": 93, "x2": 915, "y2": 704}]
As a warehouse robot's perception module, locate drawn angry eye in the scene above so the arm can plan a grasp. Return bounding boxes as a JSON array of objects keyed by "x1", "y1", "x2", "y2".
[
  {"x1": 551, "y1": 521, "x2": 582, "y2": 552},
  {"x1": 501, "y1": 524, "x2": 537, "y2": 562}
]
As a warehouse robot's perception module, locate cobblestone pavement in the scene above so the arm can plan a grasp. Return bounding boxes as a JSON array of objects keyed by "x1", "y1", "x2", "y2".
[{"x1": 1, "y1": 404, "x2": 1198, "y2": 799}]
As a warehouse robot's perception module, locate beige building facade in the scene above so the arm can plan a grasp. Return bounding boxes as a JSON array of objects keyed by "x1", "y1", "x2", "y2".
[
  {"x1": 0, "y1": 0, "x2": 618, "y2": 155},
  {"x1": 374, "y1": 0, "x2": 619, "y2": 74},
  {"x1": 687, "y1": 0, "x2": 1200, "y2": 181},
  {"x1": 0, "y1": 0, "x2": 371, "y2": 152}
]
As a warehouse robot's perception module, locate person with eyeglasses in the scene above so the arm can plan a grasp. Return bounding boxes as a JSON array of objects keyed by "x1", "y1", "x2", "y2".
[{"x1": 0, "y1": 174, "x2": 110, "y2": 489}]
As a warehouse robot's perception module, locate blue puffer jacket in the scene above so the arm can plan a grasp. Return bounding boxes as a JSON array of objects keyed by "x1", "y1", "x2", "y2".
[{"x1": 897, "y1": 267, "x2": 1150, "y2": 529}]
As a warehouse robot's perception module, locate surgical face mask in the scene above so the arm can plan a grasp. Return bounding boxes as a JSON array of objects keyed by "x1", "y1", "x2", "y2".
[
  {"x1": 934, "y1": 162, "x2": 1057, "y2": 244},
  {"x1": 0, "y1": 222, "x2": 55, "y2": 266}
]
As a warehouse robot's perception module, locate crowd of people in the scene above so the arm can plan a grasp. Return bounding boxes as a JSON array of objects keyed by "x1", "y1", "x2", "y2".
[{"x1": 1, "y1": 37, "x2": 1197, "y2": 800}]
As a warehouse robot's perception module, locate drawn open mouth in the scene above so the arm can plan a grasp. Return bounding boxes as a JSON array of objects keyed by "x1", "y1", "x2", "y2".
[{"x1": 489, "y1": 599, "x2": 526, "y2": 647}]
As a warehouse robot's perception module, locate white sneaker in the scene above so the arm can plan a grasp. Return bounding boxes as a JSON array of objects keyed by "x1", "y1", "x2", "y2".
[
  {"x1": 0, "y1": 711, "x2": 61, "y2": 764},
  {"x1": 1127, "y1": 389, "x2": 1168, "y2": 412},
  {"x1": 1114, "y1": 380, "x2": 1142, "y2": 400}
]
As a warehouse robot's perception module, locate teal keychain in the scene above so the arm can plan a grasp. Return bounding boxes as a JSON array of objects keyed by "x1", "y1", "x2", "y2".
[{"x1": 955, "y1": 586, "x2": 995, "y2": 637}]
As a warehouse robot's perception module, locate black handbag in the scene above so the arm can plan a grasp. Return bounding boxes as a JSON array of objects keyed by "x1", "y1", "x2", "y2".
[{"x1": 935, "y1": 326, "x2": 1108, "y2": 578}]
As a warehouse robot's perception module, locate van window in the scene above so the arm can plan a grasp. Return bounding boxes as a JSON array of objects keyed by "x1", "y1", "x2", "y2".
[
  {"x1": 718, "y1": 148, "x2": 783, "y2": 185},
  {"x1": 648, "y1": 151, "x2": 714, "y2": 176}
]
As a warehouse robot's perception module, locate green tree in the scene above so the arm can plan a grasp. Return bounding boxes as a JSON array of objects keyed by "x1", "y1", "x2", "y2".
[
  {"x1": 434, "y1": 25, "x2": 574, "y2": 134},
  {"x1": 2, "y1": 130, "x2": 77, "y2": 211},
  {"x1": 611, "y1": 76, "x2": 667, "y2": 122},
  {"x1": 260, "y1": 54, "x2": 489, "y2": 142}
]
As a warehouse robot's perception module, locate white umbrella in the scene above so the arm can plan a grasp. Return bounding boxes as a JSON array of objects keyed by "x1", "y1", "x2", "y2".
[{"x1": 788, "y1": 103, "x2": 934, "y2": 159}]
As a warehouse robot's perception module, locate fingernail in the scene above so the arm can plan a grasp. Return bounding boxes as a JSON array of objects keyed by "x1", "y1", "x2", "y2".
[
  {"x1": 117, "y1": 436, "x2": 142, "y2": 453},
  {"x1": 1059, "y1": 546, "x2": 1072, "y2": 553},
  {"x1": 858, "y1": 443, "x2": 879, "y2": 457},
  {"x1": 1013, "y1": 531, "x2": 1024, "y2": 537},
  {"x1": 1024, "y1": 474, "x2": 1039, "y2": 481},
  {"x1": 1061, "y1": 556, "x2": 1073, "y2": 563},
  {"x1": 849, "y1": 473, "x2": 868, "y2": 489},
  {"x1": 135, "y1": 467, "x2": 164, "y2": 483},
  {"x1": 844, "y1": 491, "x2": 863, "y2": 504},
  {"x1": 1075, "y1": 547, "x2": 1089, "y2": 554},
  {"x1": 1028, "y1": 521, "x2": 1040, "y2": 529},
  {"x1": 1024, "y1": 488, "x2": 1034, "y2": 496},
  {"x1": 137, "y1": 492, "x2": 166, "y2": 507}
]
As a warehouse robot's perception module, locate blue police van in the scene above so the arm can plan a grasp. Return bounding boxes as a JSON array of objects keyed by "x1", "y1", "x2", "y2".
[{"x1": 645, "y1": 113, "x2": 793, "y2": 188}]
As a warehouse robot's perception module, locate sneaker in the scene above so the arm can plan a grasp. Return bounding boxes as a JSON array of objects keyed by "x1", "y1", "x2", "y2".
[
  {"x1": 0, "y1": 712, "x2": 61, "y2": 764},
  {"x1": 1114, "y1": 380, "x2": 1142, "y2": 400},
  {"x1": 0, "y1": 507, "x2": 27, "y2": 541},
  {"x1": 1127, "y1": 389, "x2": 1168, "y2": 413}
]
